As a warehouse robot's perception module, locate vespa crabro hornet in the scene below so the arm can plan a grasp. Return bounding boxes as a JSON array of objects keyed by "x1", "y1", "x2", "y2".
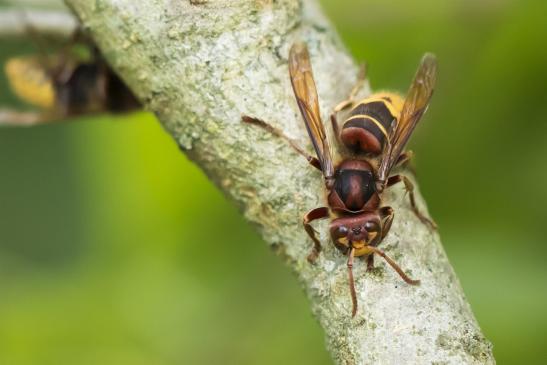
[
  {"x1": 1, "y1": 31, "x2": 139, "y2": 126},
  {"x1": 243, "y1": 42, "x2": 437, "y2": 316}
]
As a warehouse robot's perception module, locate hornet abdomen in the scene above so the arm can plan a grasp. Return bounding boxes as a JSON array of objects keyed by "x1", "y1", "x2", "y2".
[{"x1": 341, "y1": 92, "x2": 404, "y2": 155}]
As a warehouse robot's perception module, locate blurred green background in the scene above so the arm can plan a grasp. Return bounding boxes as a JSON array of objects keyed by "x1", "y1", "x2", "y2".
[{"x1": 0, "y1": 0, "x2": 546, "y2": 364}]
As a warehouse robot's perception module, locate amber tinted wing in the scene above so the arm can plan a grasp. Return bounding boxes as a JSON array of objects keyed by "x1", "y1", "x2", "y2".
[
  {"x1": 378, "y1": 53, "x2": 437, "y2": 182},
  {"x1": 289, "y1": 42, "x2": 334, "y2": 179}
]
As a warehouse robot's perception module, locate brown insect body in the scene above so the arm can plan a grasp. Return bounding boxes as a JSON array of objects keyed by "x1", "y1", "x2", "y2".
[
  {"x1": 328, "y1": 159, "x2": 379, "y2": 213},
  {"x1": 242, "y1": 42, "x2": 437, "y2": 317},
  {"x1": 54, "y1": 60, "x2": 139, "y2": 116}
]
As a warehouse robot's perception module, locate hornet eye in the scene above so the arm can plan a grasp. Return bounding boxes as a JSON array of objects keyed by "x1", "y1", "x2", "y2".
[{"x1": 338, "y1": 226, "x2": 348, "y2": 235}]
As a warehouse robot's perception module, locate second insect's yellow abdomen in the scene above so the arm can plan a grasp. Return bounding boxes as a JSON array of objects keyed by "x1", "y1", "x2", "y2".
[{"x1": 4, "y1": 57, "x2": 56, "y2": 110}]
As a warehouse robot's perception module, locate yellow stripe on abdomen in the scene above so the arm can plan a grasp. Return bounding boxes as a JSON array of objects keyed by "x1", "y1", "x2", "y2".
[
  {"x1": 345, "y1": 114, "x2": 389, "y2": 141},
  {"x1": 354, "y1": 92, "x2": 404, "y2": 120}
]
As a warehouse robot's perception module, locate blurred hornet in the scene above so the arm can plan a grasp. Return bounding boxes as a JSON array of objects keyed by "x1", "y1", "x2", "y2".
[
  {"x1": 243, "y1": 42, "x2": 437, "y2": 316},
  {"x1": 1, "y1": 33, "x2": 139, "y2": 126}
]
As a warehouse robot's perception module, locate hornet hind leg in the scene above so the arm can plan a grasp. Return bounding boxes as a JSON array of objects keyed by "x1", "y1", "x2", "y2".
[{"x1": 241, "y1": 115, "x2": 321, "y2": 170}]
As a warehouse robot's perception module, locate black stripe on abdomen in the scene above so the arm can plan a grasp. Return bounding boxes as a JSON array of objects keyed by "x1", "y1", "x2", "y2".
[{"x1": 348, "y1": 101, "x2": 394, "y2": 129}]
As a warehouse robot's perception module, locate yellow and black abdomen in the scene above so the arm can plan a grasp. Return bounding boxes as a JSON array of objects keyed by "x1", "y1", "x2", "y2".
[
  {"x1": 4, "y1": 55, "x2": 139, "y2": 118},
  {"x1": 341, "y1": 92, "x2": 404, "y2": 155},
  {"x1": 4, "y1": 56, "x2": 106, "y2": 115}
]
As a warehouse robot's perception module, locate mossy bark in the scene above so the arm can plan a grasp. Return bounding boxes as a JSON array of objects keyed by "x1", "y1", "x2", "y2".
[{"x1": 63, "y1": 0, "x2": 495, "y2": 363}]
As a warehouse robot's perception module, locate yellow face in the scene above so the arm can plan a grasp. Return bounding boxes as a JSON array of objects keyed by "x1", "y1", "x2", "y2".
[
  {"x1": 337, "y1": 232, "x2": 378, "y2": 256},
  {"x1": 4, "y1": 57, "x2": 56, "y2": 110},
  {"x1": 352, "y1": 238, "x2": 376, "y2": 256}
]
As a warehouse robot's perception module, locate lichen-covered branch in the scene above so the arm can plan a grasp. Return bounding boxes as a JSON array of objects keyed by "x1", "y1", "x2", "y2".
[{"x1": 62, "y1": 0, "x2": 495, "y2": 363}]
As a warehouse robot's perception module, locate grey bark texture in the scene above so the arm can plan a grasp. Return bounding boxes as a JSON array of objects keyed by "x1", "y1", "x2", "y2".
[{"x1": 60, "y1": 0, "x2": 495, "y2": 364}]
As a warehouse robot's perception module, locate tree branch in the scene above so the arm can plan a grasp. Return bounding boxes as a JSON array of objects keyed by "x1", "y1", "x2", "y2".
[
  {"x1": 0, "y1": 8, "x2": 76, "y2": 38},
  {"x1": 63, "y1": 0, "x2": 495, "y2": 363}
]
